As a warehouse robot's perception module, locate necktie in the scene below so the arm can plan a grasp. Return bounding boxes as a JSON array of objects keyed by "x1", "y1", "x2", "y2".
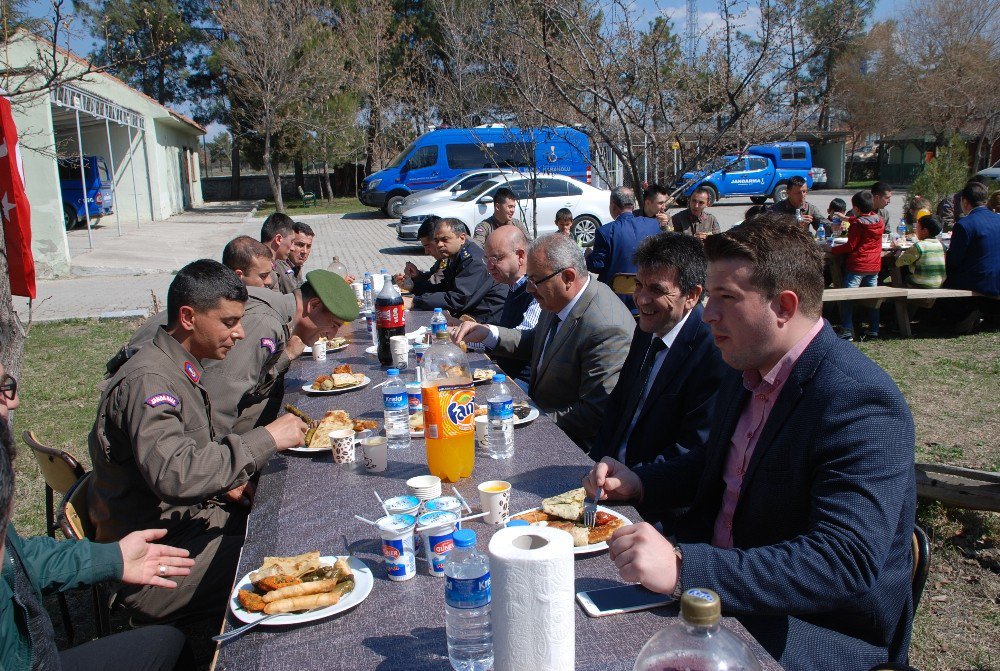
[
  {"x1": 620, "y1": 337, "x2": 668, "y2": 441},
  {"x1": 541, "y1": 315, "x2": 562, "y2": 363}
]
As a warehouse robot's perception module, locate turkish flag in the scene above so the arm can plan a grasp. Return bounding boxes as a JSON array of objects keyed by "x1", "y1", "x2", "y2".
[{"x1": 0, "y1": 93, "x2": 36, "y2": 299}]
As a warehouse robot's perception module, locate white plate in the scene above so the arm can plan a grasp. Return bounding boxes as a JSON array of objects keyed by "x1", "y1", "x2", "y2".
[
  {"x1": 471, "y1": 370, "x2": 497, "y2": 385},
  {"x1": 365, "y1": 345, "x2": 378, "y2": 356},
  {"x1": 229, "y1": 556, "x2": 373, "y2": 626},
  {"x1": 510, "y1": 506, "x2": 631, "y2": 555},
  {"x1": 302, "y1": 342, "x2": 349, "y2": 355},
  {"x1": 301, "y1": 376, "x2": 371, "y2": 394},
  {"x1": 286, "y1": 445, "x2": 332, "y2": 454},
  {"x1": 474, "y1": 405, "x2": 540, "y2": 426}
]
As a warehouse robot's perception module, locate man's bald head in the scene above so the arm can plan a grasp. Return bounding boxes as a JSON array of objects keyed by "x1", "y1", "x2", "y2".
[{"x1": 484, "y1": 225, "x2": 530, "y2": 285}]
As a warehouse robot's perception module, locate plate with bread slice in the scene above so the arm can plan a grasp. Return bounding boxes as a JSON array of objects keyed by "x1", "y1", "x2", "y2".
[{"x1": 511, "y1": 487, "x2": 630, "y2": 554}]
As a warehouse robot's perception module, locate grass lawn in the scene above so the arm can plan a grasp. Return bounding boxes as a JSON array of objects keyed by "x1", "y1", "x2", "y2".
[
  {"x1": 846, "y1": 179, "x2": 878, "y2": 189},
  {"x1": 255, "y1": 197, "x2": 376, "y2": 217},
  {"x1": 8, "y1": 319, "x2": 1000, "y2": 669}
]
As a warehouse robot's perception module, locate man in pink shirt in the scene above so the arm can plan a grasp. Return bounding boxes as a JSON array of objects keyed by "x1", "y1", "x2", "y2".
[{"x1": 583, "y1": 213, "x2": 916, "y2": 671}]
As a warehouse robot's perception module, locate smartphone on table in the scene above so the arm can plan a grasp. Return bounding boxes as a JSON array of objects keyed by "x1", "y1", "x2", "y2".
[{"x1": 576, "y1": 584, "x2": 674, "y2": 618}]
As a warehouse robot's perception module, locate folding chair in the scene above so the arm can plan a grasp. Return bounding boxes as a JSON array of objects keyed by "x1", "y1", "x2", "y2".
[
  {"x1": 22, "y1": 431, "x2": 86, "y2": 642},
  {"x1": 59, "y1": 473, "x2": 112, "y2": 637}
]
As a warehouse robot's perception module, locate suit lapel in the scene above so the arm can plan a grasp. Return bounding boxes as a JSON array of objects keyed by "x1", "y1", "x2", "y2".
[
  {"x1": 528, "y1": 310, "x2": 555, "y2": 396},
  {"x1": 608, "y1": 330, "x2": 651, "y2": 451},
  {"x1": 534, "y1": 282, "x2": 596, "y2": 383},
  {"x1": 633, "y1": 305, "x2": 704, "y2": 425},
  {"x1": 697, "y1": 371, "x2": 747, "y2": 506}
]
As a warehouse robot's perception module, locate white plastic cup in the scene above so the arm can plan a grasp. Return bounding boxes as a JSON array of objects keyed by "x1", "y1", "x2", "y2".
[
  {"x1": 329, "y1": 429, "x2": 356, "y2": 464},
  {"x1": 376, "y1": 514, "x2": 417, "y2": 581},
  {"x1": 391, "y1": 347, "x2": 408, "y2": 370},
  {"x1": 417, "y1": 511, "x2": 458, "y2": 577},
  {"x1": 474, "y1": 415, "x2": 489, "y2": 450},
  {"x1": 351, "y1": 282, "x2": 364, "y2": 302},
  {"x1": 478, "y1": 480, "x2": 511, "y2": 525},
  {"x1": 311, "y1": 340, "x2": 327, "y2": 361},
  {"x1": 361, "y1": 436, "x2": 387, "y2": 473}
]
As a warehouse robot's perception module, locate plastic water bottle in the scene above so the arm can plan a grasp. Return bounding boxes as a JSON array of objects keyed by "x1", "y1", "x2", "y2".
[
  {"x1": 485, "y1": 374, "x2": 514, "y2": 460},
  {"x1": 897, "y1": 219, "x2": 908, "y2": 244},
  {"x1": 383, "y1": 369, "x2": 411, "y2": 450},
  {"x1": 633, "y1": 588, "x2": 762, "y2": 671},
  {"x1": 444, "y1": 529, "x2": 493, "y2": 671},
  {"x1": 430, "y1": 307, "x2": 448, "y2": 338},
  {"x1": 362, "y1": 272, "x2": 374, "y2": 311},
  {"x1": 816, "y1": 222, "x2": 826, "y2": 244}
]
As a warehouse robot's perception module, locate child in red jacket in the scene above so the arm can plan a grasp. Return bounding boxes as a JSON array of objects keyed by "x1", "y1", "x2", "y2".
[{"x1": 831, "y1": 191, "x2": 886, "y2": 340}]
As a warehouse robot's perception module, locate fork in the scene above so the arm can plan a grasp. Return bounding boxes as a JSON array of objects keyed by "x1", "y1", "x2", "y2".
[
  {"x1": 214, "y1": 605, "x2": 325, "y2": 643},
  {"x1": 584, "y1": 486, "x2": 603, "y2": 527}
]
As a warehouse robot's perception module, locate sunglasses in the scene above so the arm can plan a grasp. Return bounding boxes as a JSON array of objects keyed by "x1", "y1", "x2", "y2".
[{"x1": 0, "y1": 374, "x2": 17, "y2": 401}]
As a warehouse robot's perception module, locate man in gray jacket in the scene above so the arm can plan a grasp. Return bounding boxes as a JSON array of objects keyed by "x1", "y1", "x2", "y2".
[{"x1": 453, "y1": 233, "x2": 635, "y2": 452}]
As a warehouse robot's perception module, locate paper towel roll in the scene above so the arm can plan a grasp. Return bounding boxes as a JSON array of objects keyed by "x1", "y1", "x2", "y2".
[{"x1": 488, "y1": 525, "x2": 575, "y2": 671}]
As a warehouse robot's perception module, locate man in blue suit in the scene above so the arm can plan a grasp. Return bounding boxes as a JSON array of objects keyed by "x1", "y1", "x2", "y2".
[
  {"x1": 945, "y1": 180, "x2": 1000, "y2": 297},
  {"x1": 585, "y1": 214, "x2": 916, "y2": 671},
  {"x1": 586, "y1": 186, "x2": 661, "y2": 312},
  {"x1": 592, "y1": 232, "x2": 725, "y2": 482}
]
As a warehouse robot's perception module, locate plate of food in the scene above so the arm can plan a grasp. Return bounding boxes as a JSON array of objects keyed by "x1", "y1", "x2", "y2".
[
  {"x1": 303, "y1": 336, "x2": 349, "y2": 355},
  {"x1": 230, "y1": 552, "x2": 373, "y2": 626},
  {"x1": 283, "y1": 406, "x2": 379, "y2": 453},
  {"x1": 472, "y1": 368, "x2": 496, "y2": 385},
  {"x1": 408, "y1": 410, "x2": 424, "y2": 437},
  {"x1": 511, "y1": 488, "x2": 629, "y2": 554},
  {"x1": 303, "y1": 364, "x2": 370, "y2": 394},
  {"x1": 473, "y1": 402, "x2": 539, "y2": 426}
]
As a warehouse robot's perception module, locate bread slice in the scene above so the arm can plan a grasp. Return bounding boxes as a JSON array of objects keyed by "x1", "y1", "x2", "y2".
[
  {"x1": 250, "y1": 551, "x2": 322, "y2": 584},
  {"x1": 541, "y1": 488, "x2": 586, "y2": 522},
  {"x1": 332, "y1": 373, "x2": 364, "y2": 388},
  {"x1": 307, "y1": 411, "x2": 352, "y2": 448}
]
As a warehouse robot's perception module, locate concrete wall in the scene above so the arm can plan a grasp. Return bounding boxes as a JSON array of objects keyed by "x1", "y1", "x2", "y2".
[
  {"x1": 4, "y1": 32, "x2": 205, "y2": 277},
  {"x1": 812, "y1": 141, "x2": 846, "y2": 190}
]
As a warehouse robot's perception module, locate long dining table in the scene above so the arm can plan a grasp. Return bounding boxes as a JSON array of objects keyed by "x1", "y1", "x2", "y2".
[{"x1": 212, "y1": 312, "x2": 783, "y2": 671}]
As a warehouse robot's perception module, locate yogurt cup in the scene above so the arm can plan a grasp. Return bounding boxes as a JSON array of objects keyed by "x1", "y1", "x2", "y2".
[
  {"x1": 376, "y1": 514, "x2": 417, "y2": 582},
  {"x1": 417, "y1": 511, "x2": 458, "y2": 577},
  {"x1": 383, "y1": 495, "x2": 421, "y2": 517},
  {"x1": 423, "y1": 496, "x2": 464, "y2": 527}
]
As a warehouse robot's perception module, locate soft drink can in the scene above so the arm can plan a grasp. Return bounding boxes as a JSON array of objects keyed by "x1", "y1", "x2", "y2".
[
  {"x1": 376, "y1": 514, "x2": 417, "y2": 582},
  {"x1": 364, "y1": 311, "x2": 375, "y2": 334},
  {"x1": 418, "y1": 511, "x2": 457, "y2": 577}
]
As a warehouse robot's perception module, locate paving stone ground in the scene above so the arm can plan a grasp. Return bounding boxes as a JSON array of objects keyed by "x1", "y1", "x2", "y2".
[{"x1": 15, "y1": 189, "x2": 902, "y2": 322}]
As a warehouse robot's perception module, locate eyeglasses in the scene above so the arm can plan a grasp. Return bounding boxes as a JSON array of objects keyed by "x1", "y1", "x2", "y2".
[
  {"x1": 526, "y1": 267, "x2": 568, "y2": 290},
  {"x1": 485, "y1": 251, "x2": 510, "y2": 265},
  {"x1": 0, "y1": 374, "x2": 17, "y2": 401}
]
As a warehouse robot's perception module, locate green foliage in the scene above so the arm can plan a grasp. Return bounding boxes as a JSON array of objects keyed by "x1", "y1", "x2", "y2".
[{"x1": 909, "y1": 135, "x2": 971, "y2": 208}]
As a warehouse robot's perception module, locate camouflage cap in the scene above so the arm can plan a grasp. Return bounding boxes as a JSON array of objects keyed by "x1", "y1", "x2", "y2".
[{"x1": 304, "y1": 270, "x2": 359, "y2": 321}]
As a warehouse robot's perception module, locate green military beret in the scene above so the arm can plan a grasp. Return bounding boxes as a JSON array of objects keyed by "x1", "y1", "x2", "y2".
[{"x1": 304, "y1": 270, "x2": 360, "y2": 321}]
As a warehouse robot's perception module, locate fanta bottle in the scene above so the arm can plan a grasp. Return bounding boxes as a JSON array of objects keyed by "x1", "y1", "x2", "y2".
[{"x1": 422, "y1": 331, "x2": 475, "y2": 482}]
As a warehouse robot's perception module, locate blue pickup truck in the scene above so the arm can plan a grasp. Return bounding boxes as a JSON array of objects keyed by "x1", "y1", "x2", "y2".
[
  {"x1": 58, "y1": 156, "x2": 114, "y2": 230},
  {"x1": 676, "y1": 142, "x2": 813, "y2": 205}
]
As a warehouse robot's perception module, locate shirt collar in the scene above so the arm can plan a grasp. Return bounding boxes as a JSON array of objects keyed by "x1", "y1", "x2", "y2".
[
  {"x1": 153, "y1": 327, "x2": 206, "y2": 386},
  {"x1": 655, "y1": 309, "x2": 692, "y2": 350},
  {"x1": 557, "y1": 277, "x2": 590, "y2": 323},
  {"x1": 742, "y1": 317, "x2": 823, "y2": 393},
  {"x1": 511, "y1": 274, "x2": 528, "y2": 290}
]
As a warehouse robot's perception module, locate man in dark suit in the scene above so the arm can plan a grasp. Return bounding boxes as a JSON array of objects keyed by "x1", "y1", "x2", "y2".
[
  {"x1": 454, "y1": 233, "x2": 635, "y2": 452},
  {"x1": 584, "y1": 215, "x2": 916, "y2": 671},
  {"x1": 587, "y1": 186, "x2": 661, "y2": 312},
  {"x1": 482, "y1": 225, "x2": 540, "y2": 385},
  {"x1": 945, "y1": 180, "x2": 1000, "y2": 297},
  {"x1": 411, "y1": 218, "x2": 508, "y2": 323},
  {"x1": 592, "y1": 233, "x2": 725, "y2": 483}
]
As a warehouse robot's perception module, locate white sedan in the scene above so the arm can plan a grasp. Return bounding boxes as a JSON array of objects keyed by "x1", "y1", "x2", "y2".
[
  {"x1": 398, "y1": 169, "x2": 522, "y2": 215},
  {"x1": 397, "y1": 173, "x2": 613, "y2": 246}
]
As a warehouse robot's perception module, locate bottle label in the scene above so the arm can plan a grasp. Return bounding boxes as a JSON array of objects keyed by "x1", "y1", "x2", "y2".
[
  {"x1": 384, "y1": 390, "x2": 407, "y2": 411},
  {"x1": 445, "y1": 571, "x2": 491, "y2": 609},
  {"x1": 423, "y1": 382, "x2": 475, "y2": 440},
  {"x1": 431, "y1": 321, "x2": 447, "y2": 335},
  {"x1": 488, "y1": 398, "x2": 513, "y2": 420},
  {"x1": 377, "y1": 305, "x2": 405, "y2": 329}
]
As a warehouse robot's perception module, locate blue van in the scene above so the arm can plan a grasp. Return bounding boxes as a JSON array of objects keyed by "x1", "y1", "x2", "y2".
[
  {"x1": 58, "y1": 156, "x2": 114, "y2": 230},
  {"x1": 359, "y1": 126, "x2": 591, "y2": 217},
  {"x1": 675, "y1": 141, "x2": 813, "y2": 205}
]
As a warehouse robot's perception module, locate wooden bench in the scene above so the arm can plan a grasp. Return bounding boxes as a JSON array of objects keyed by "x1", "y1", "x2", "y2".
[
  {"x1": 904, "y1": 287, "x2": 997, "y2": 309},
  {"x1": 822, "y1": 287, "x2": 912, "y2": 337}
]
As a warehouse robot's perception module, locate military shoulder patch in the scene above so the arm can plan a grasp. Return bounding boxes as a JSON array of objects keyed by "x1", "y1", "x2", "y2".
[
  {"x1": 260, "y1": 337, "x2": 277, "y2": 354},
  {"x1": 145, "y1": 393, "x2": 179, "y2": 408},
  {"x1": 183, "y1": 361, "x2": 200, "y2": 383}
]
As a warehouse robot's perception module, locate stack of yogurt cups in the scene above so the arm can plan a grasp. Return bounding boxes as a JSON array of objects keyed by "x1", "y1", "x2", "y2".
[{"x1": 376, "y1": 490, "x2": 469, "y2": 580}]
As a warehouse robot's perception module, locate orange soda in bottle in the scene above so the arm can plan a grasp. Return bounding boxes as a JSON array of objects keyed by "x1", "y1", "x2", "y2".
[{"x1": 421, "y1": 332, "x2": 474, "y2": 482}]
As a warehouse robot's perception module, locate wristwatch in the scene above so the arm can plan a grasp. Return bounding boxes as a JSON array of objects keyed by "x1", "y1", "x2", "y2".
[{"x1": 671, "y1": 546, "x2": 684, "y2": 599}]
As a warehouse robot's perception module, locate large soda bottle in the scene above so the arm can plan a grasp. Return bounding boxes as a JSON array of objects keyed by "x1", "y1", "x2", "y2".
[
  {"x1": 375, "y1": 273, "x2": 406, "y2": 366},
  {"x1": 422, "y1": 331, "x2": 475, "y2": 482},
  {"x1": 633, "y1": 588, "x2": 762, "y2": 671}
]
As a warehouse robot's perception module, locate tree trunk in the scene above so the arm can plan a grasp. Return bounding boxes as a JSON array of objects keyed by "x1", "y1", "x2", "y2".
[
  {"x1": 294, "y1": 159, "x2": 304, "y2": 191},
  {"x1": 230, "y1": 133, "x2": 242, "y2": 200},
  {"x1": 322, "y1": 160, "x2": 334, "y2": 201},
  {"x1": 264, "y1": 133, "x2": 284, "y2": 212}
]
